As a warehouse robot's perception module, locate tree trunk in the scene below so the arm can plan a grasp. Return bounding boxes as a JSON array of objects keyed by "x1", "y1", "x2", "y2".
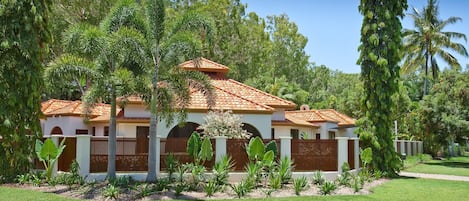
[
  {"x1": 146, "y1": 53, "x2": 160, "y2": 182},
  {"x1": 107, "y1": 88, "x2": 117, "y2": 179},
  {"x1": 423, "y1": 50, "x2": 429, "y2": 97}
]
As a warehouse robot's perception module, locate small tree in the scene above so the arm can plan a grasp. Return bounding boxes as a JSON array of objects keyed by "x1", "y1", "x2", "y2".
[{"x1": 198, "y1": 110, "x2": 251, "y2": 139}]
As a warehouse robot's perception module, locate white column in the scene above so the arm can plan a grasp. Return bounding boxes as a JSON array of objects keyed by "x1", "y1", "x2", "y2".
[
  {"x1": 394, "y1": 140, "x2": 398, "y2": 152},
  {"x1": 336, "y1": 137, "x2": 348, "y2": 173},
  {"x1": 155, "y1": 135, "x2": 161, "y2": 178},
  {"x1": 406, "y1": 141, "x2": 412, "y2": 156},
  {"x1": 50, "y1": 135, "x2": 60, "y2": 176},
  {"x1": 400, "y1": 140, "x2": 405, "y2": 156},
  {"x1": 279, "y1": 136, "x2": 292, "y2": 159},
  {"x1": 351, "y1": 137, "x2": 360, "y2": 170},
  {"x1": 214, "y1": 136, "x2": 228, "y2": 162},
  {"x1": 76, "y1": 135, "x2": 90, "y2": 177}
]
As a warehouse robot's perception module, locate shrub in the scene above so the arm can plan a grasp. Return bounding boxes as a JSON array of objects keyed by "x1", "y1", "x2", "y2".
[
  {"x1": 16, "y1": 173, "x2": 31, "y2": 185},
  {"x1": 174, "y1": 183, "x2": 186, "y2": 197},
  {"x1": 165, "y1": 153, "x2": 178, "y2": 182},
  {"x1": 269, "y1": 174, "x2": 281, "y2": 190},
  {"x1": 136, "y1": 184, "x2": 156, "y2": 198},
  {"x1": 319, "y1": 181, "x2": 337, "y2": 195},
  {"x1": 155, "y1": 178, "x2": 170, "y2": 191},
  {"x1": 277, "y1": 156, "x2": 293, "y2": 184},
  {"x1": 110, "y1": 176, "x2": 134, "y2": 190},
  {"x1": 352, "y1": 175, "x2": 362, "y2": 193},
  {"x1": 198, "y1": 110, "x2": 251, "y2": 139},
  {"x1": 312, "y1": 170, "x2": 325, "y2": 185},
  {"x1": 293, "y1": 176, "x2": 308, "y2": 196},
  {"x1": 213, "y1": 155, "x2": 234, "y2": 186},
  {"x1": 204, "y1": 179, "x2": 219, "y2": 197},
  {"x1": 102, "y1": 184, "x2": 120, "y2": 200},
  {"x1": 231, "y1": 181, "x2": 250, "y2": 198}
]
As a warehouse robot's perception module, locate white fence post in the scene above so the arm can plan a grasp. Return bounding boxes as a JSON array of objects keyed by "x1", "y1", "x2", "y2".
[
  {"x1": 279, "y1": 136, "x2": 292, "y2": 159},
  {"x1": 351, "y1": 137, "x2": 360, "y2": 170},
  {"x1": 50, "y1": 135, "x2": 60, "y2": 176},
  {"x1": 214, "y1": 136, "x2": 227, "y2": 162},
  {"x1": 400, "y1": 140, "x2": 405, "y2": 156},
  {"x1": 76, "y1": 135, "x2": 90, "y2": 177},
  {"x1": 336, "y1": 137, "x2": 348, "y2": 173},
  {"x1": 406, "y1": 140, "x2": 412, "y2": 156}
]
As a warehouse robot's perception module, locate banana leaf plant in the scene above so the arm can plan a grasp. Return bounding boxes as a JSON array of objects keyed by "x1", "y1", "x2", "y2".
[
  {"x1": 35, "y1": 138, "x2": 66, "y2": 181},
  {"x1": 187, "y1": 132, "x2": 213, "y2": 166}
]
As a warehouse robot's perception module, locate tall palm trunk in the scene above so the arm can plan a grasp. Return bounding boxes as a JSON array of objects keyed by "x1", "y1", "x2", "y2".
[
  {"x1": 107, "y1": 87, "x2": 117, "y2": 179},
  {"x1": 146, "y1": 52, "x2": 160, "y2": 182}
]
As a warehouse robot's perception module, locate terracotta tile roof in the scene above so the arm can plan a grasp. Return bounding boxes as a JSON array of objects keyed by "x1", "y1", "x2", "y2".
[
  {"x1": 179, "y1": 57, "x2": 230, "y2": 73},
  {"x1": 285, "y1": 109, "x2": 355, "y2": 127},
  {"x1": 41, "y1": 99, "x2": 117, "y2": 119}
]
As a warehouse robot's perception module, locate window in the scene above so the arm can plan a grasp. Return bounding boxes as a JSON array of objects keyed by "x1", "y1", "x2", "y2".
[
  {"x1": 316, "y1": 133, "x2": 321, "y2": 140},
  {"x1": 75, "y1": 129, "x2": 88, "y2": 135},
  {"x1": 271, "y1": 128, "x2": 275, "y2": 139},
  {"x1": 104, "y1": 126, "x2": 109, "y2": 136},
  {"x1": 290, "y1": 129, "x2": 299, "y2": 139},
  {"x1": 328, "y1": 131, "x2": 336, "y2": 139}
]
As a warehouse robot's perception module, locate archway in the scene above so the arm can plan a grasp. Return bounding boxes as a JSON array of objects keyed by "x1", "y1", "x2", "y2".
[
  {"x1": 167, "y1": 122, "x2": 201, "y2": 138},
  {"x1": 242, "y1": 123, "x2": 261, "y2": 139},
  {"x1": 50, "y1": 126, "x2": 63, "y2": 135}
]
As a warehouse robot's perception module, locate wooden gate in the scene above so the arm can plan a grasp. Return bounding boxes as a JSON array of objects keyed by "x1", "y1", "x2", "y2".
[
  {"x1": 291, "y1": 139, "x2": 338, "y2": 171},
  {"x1": 58, "y1": 137, "x2": 76, "y2": 172},
  {"x1": 348, "y1": 140, "x2": 355, "y2": 169}
]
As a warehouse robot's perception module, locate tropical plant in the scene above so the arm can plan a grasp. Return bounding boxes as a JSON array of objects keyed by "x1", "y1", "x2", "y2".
[
  {"x1": 357, "y1": 0, "x2": 407, "y2": 176},
  {"x1": 269, "y1": 173, "x2": 281, "y2": 190},
  {"x1": 360, "y1": 147, "x2": 373, "y2": 180},
  {"x1": 337, "y1": 162, "x2": 352, "y2": 186},
  {"x1": 319, "y1": 181, "x2": 337, "y2": 195},
  {"x1": 212, "y1": 155, "x2": 234, "y2": 186},
  {"x1": 174, "y1": 182, "x2": 186, "y2": 196},
  {"x1": 352, "y1": 175, "x2": 363, "y2": 193},
  {"x1": 312, "y1": 170, "x2": 325, "y2": 185},
  {"x1": 155, "y1": 177, "x2": 170, "y2": 191},
  {"x1": 136, "y1": 183, "x2": 156, "y2": 198},
  {"x1": 277, "y1": 156, "x2": 293, "y2": 184},
  {"x1": 230, "y1": 180, "x2": 250, "y2": 198},
  {"x1": 204, "y1": 179, "x2": 219, "y2": 197},
  {"x1": 198, "y1": 110, "x2": 251, "y2": 139},
  {"x1": 293, "y1": 176, "x2": 308, "y2": 196},
  {"x1": 165, "y1": 152, "x2": 178, "y2": 182},
  {"x1": 102, "y1": 184, "x2": 120, "y2": 200},
  {"x1": 16, "y1": 173, "x2": 31, "y2": 185},
  {"x1": 402, "y1": 0, "x2": 468, "y2": 96},
  {"x1": 0, "y1": 0, "x2": 51, "y2": 182},
  {"x1": 35, "y1": 138, "x2": 66, "y2": 181},
  {"x1": 187, "y1": 132, "x2": 213, "y2": 166}
]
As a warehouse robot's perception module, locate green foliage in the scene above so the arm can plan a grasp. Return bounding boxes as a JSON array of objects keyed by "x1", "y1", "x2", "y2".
[
  {"x1": 204, "y1": 179, "x2": 219, "y2": 197},
  {"x1": 35, "y1": 138, "x2": 66, "y2": 181},
  {"x1": 155, "y1": 178, "x2": 170, "y2": 191},
  {"x1": 269, "y1": 173, "x2": 281, "y2": 190},
  {"x1": 246, "y1": 137, "x2": 265, "y2": 161},
  {"x1": 213, "y1": 155, "x2": 234, "y2": 186},
  {"x1": 186, "y1": 132, "x2": 213, "y2": 166},
  {"x1": 230, "y1": 180, "x2": 251, "y2": 198},
  {"x1": 319, "y1": 181, "x2": 337, "y2": 195},
  {"x1": 136, "y1": 183, "x2": 156, "y2": 198},
  {"x1": 352, "y1": 175, "x2": 363, "y2": 193},
  {"x1": 293, "y1": 176, "x2": 308, "y2": 196},
  {"x1": 358, "y1": 0, "x2": 407, "y2": 176},
  {"x1": 0, "y1": 0, "x2": 52, "y2": 182},
  {"x1": 174, "y1": 182, "x2": 186, "y2": 196},
  {"x1": 109, "y1": 176, "x2": 134, "y2": 190},
  {"x1": 165, "y1": 153, "x2": 178, "y2": 182},
  {"x1": 16, "y1": 173, "x2": 31, "y2": 185},
  {"x1": 277, "y1": 156, "x2": 293, "y2": 184},
  {"x1": 337, "y1": 162, "x2": 353, "y2": 187},
  {"x1": 265, "y1": 140, "x2": 278, "y2": 157},
  {"x1": 102, "y1": 184, "x2": 120, "y2": 200},
  {"x1": 312, "y1": 170, "x2": 325, "y2": 185}
]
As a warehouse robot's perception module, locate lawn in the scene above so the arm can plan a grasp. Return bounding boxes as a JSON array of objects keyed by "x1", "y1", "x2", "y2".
[
  {"x1": 2, "y1": 178, "x2": 469, "y2": 201},
  {"x1": 405, "y1": 154, "x2": 469, "y2": 177}
]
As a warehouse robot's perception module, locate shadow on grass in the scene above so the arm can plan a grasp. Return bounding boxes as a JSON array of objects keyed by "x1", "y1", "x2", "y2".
[
  {"x1": 397, "y1": 176, "x2": 419, "y2": 180},
  {"x1": 424, "y1": 161, "x2": 469, "y2": 169}
]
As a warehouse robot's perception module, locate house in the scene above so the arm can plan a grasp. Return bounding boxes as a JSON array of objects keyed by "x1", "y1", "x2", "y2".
[{"x1": 41, "y1": 58, "x2": 356, "y2": 141}]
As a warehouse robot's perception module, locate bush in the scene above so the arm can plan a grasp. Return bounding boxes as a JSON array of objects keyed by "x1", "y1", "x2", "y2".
[
  {"x1": 320, "y1": 181, "x2": 337, "y2": 195},
  {"x1": 109, "y1": 176, "x2": 134, "y2": 190},
  {"x1": 136, "y1": 183, "x2": 156, "y2": 198},
  {"x1": 204, "y1": 179, "x2": 219, "y2": 197},
  {"x1": 277, "y1": 156, "x2": 293, "y2": 184},
  {"x1": 155, "y1": 177, "x2": 170, "y2": 191},
  {"x1": 269, "y1": 174, "x2": 281, "y2": 190},
  {"x1": 312, "y1": 170, "x2": 325, "y2": 185},
  {"x1": 165, "y1": 153, "x2": 178, "y2": 182},
  {"x1": 213, "y1": 155, "x2": 234, "y2": 186},
  {"x1": 293, "y1": 176, "x2": 308, "y2": 195},
  {"x1": 351, "y1": 175, "x2": 363, "y2": 193},
  {"x1": 231, "y1": 180, "x2": 251, "y2": 198},
  {"x1": 102, "y1": 184, "x2": 120, "y2": 200}
]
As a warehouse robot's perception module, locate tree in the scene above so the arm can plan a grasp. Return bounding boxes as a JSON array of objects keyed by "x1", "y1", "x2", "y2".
[
  {"x1": 143, "y1": 0, "x2": 215, "y2": 182},
  {"x1": 0, "y1": 0, "x2": 52, "y2": 181},
  {"x1": 402, "y1": 0, "x2": 468, "y2": 96},
  {"x1": 357, "y1": 0, "x2": 407, "y2": 176}
]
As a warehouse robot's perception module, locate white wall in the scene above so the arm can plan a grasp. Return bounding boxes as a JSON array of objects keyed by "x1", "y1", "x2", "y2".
[
  {"x1": 272, "y1": 126, "x2": 319, "y2": 139},
  {"x1": 272, "y1": 109, "x2": 285, "y2": 121},
  {"x1": 117, "y1": 123, "x2": 150, "y2": 137},
  {"x1": 43, "y1": 116, "x2": 88, "y2": 136},
  {"x1": 337, "y1": 127, "x2": 357, "y2": 138},
  {"x1": 124, "y1": 104, "x2": 150, "y2": 118}
]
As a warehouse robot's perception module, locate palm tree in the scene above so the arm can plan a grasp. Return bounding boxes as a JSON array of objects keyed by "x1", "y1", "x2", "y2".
[
  {"x1": 47, "y1": 0, "x2": 148, "y2": 180},
  {"x1": 402, "y1": 0, "x2": 468, "y2": 96},
  {"x1": 143, "y1": 0, "x2": 215, "y2": 182}
]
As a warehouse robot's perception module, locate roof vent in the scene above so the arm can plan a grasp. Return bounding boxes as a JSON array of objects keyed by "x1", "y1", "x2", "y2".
[{"x1": 300, "y1": 104, "x2": 310, "y2": 111}]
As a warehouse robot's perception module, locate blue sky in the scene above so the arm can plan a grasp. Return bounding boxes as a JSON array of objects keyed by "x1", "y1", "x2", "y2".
[{"x1": 241, "y1": 0, "x2": 469, "y2": 73}]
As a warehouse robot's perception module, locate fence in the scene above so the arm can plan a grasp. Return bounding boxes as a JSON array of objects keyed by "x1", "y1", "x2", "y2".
[
  {"x1": 291, "y1": 139, "x2": 338, "y2": 171},
  {"x1": 160, "y1": 138, "x2": 216, "y2": 170},
  {"x1": 394, "y1": 140, "x2": 423, "y2": 156},
  {"x1": 225, "y1": 139, "x2": 280, "y2": 171}
]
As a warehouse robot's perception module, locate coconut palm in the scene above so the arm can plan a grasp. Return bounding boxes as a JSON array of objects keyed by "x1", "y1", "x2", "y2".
[
  {"x1": 402, "y1": 0, "x2": 468, "y2": 96},
  {"x1": 143, "y1": 0, "x2": 215, "y2": 182}
]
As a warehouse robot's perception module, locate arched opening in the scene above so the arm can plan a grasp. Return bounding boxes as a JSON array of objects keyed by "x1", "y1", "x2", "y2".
[
  {"x1": 242, "y1": 123, "x2": 261, "y2": 139},
  {"x1": 50, "y1": 126, "x2": 63, "y2": 135},
  {"x1": 167, "y1": 122, "x2": 201, "y2": 138},
  {"x1": 166, "y1": 122, "x2": 201, "y2": 153}
]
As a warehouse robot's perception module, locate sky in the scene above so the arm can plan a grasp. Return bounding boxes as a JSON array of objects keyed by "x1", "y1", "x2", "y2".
[{"x1": 241, "y1": 0, "x2": 469, "y2": 73}]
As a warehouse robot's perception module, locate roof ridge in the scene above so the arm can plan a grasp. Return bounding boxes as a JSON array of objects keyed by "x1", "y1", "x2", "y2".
[
  {"x1": 200, "y1": 57, "x2": 230, "y2": 69},
  {"x1": 46, "y1": 99, "x2": 75, "y2": 114},
  {"x1": 226, "y1": 79, "x2": 296, "y2": 107},
  {"x1": 211, "y1": 84, "x2": 274, "y2": 111}
]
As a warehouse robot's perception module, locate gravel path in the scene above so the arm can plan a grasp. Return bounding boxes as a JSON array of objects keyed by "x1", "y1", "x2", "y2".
[{"x1": 400, "y1": 172, "x2": 469, "y2": 182}]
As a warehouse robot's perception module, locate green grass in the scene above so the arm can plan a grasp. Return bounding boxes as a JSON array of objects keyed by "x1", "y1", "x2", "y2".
[
  {"x1": 0, "y1": 186, "x2": 80, "y2": 201},
  {"x1": 3, "y1": 178, "x2": 469, "y2": 201},
  {"x1": 405, "y1": 155, "x2": 469, "y2": 177}
]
